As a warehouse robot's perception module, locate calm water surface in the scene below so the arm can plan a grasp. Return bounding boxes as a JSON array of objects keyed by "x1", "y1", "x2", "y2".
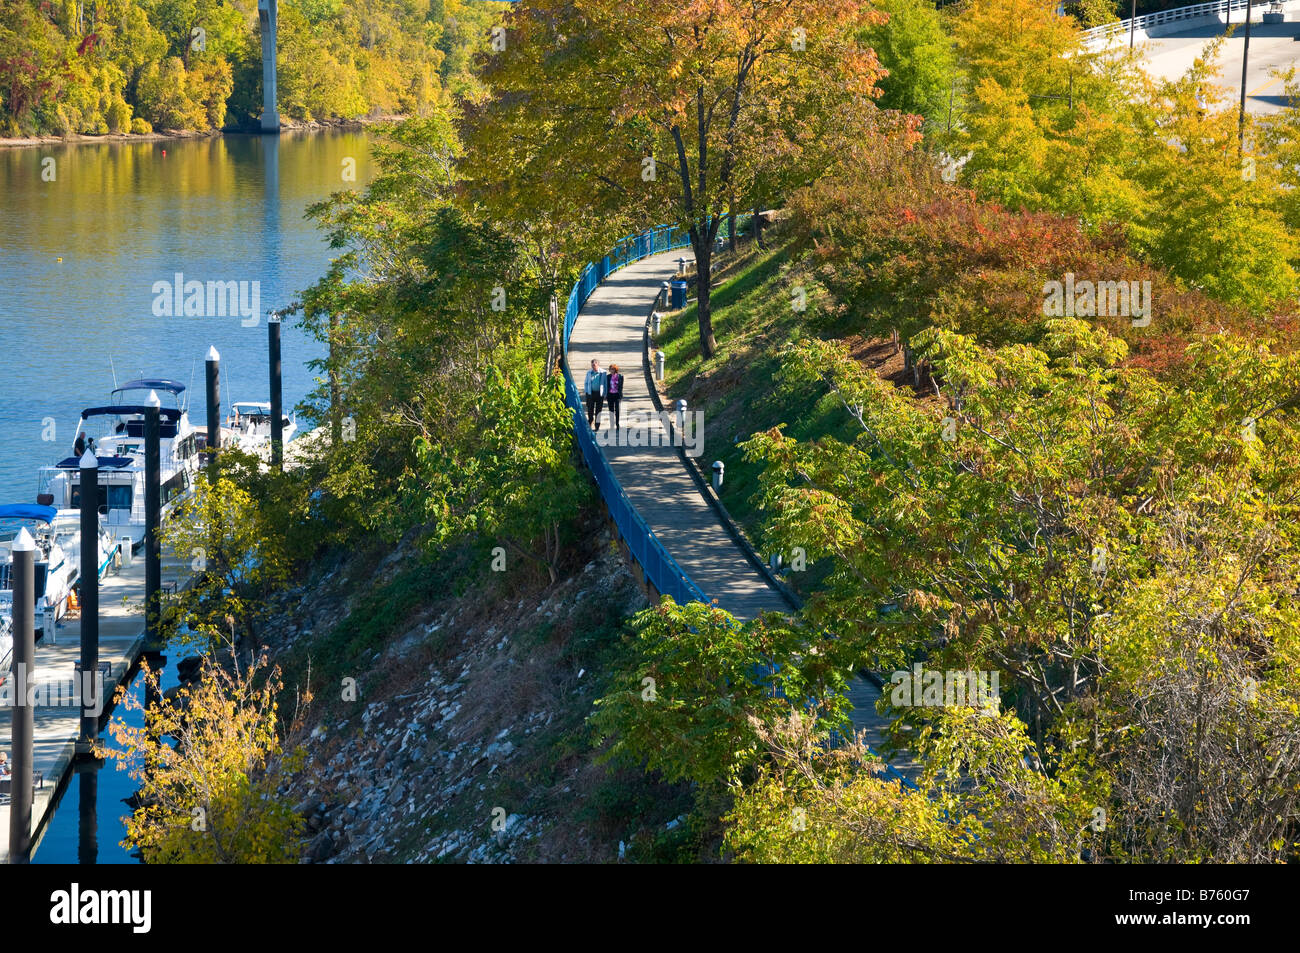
[{"x1": 0, "y1": 130, "x2": 373, "y2": 501}]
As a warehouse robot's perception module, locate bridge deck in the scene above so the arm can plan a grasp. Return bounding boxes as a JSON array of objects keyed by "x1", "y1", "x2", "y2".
[{"x1": 565, "y1": 251, "x2": 904, "y2": 751}]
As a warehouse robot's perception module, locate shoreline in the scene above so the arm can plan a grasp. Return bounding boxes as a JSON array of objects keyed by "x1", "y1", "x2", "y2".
[{"x1": 0, "y1": 114, "x2": 405, "y2": 150}]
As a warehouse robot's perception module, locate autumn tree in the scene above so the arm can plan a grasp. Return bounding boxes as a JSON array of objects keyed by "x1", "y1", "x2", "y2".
[
  {"x1": 736, "y1": 320, "x2": 1300, "y2": 860},
  {"x1": 103, "y1": 653, "x2": 305, "y2": 864},
  {"x1": 725, "y1": 707, "x2": 1100, "y2": 863},
  {"x1": 479, "y1": 0, "x2": 887, "y2": 358},
  {"x1": 948, "y1": 5, "x2": 1298, "y2": 309}
]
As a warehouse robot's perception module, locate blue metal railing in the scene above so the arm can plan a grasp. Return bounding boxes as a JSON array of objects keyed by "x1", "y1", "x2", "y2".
[{"x1": 561, "y1": 224, "x2": 705, "y2": 606}]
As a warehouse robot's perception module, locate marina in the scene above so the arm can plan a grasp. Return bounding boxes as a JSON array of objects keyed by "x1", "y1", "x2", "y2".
[
  {"x1": 1, "y1": 343, "x2": 301, "y2": 863},
  {"x1": 0, "y1": 128, "x2": 362, "y2": 863}
]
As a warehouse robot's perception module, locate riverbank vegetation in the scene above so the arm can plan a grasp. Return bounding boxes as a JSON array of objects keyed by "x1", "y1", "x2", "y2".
[
  {"x1": 0, "y1": 0, "x2": 506, "y2": 137},
  {"x1": 123, "y1": 0, "x2": 1300, "y2": 862}
]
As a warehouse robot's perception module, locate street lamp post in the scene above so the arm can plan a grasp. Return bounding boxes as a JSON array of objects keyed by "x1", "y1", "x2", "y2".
[{"x1": 1240, "y1": 0, "x2": 1254, "y2": 151}]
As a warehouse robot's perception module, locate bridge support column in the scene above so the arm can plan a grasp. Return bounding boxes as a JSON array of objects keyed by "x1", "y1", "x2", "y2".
[{"x1": 259, "y1": 0, "x2": 279, "y2": 133}]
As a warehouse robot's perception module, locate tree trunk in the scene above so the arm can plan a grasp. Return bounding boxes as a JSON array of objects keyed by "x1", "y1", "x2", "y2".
[
  {"x1": 728, "y1": 196, "x2": 738, "y2": 254},
  {"x1": 328, "y1": 312, "x2": 342, "y2": 445},
  {"x1": 546, "y1": 294, "x2": 560, "y2": 377},
  {"x1": 753, "y1": 205, "x2": 764, "y2": 250},
  {"x1": 694, "y1": 236, "x2": 717, "y2": 359}
]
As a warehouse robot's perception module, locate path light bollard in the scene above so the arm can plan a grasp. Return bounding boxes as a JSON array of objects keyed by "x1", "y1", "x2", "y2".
[
  {"x1": 77, "y1": 448, "x2": 99, "y2": 755},
  {"x1": 655, "y1": 349, "x2": 665, "y2": 381},
  {"x1": 675, "y1": 398, "x2": 688, "y2": 439},
  {"x1": 660, "y1": 283, "x2": 670, "y2": 309},
  {"x1": 677, "y1": 256, "x2": 688, "y2": 276},
  {"x1": 652, "y1": 311, "x2": 661, "y2": 336},
  {"x1": 144, "y1": 391, "x2": 162, "y2": 649},
  {"x1": 712, "y1": 460, "x2": 725, "y2": 491},
  {"x1": 9, "y1": 526, "x2": 35, "y2": 863},
  {"x1": 205, "y1": 344, "x2": 221, "y2": 477}
]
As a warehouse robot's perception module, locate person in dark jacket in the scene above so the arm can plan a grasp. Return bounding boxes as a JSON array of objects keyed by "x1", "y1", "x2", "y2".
[{"x1": 606, "y1": 363, "x2": 625, "y2": 431}]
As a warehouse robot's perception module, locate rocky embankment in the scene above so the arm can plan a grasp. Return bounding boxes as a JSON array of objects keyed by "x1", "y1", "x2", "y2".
[{"x1": 253, "y1": 524, "x2": 690, "y2": 863}]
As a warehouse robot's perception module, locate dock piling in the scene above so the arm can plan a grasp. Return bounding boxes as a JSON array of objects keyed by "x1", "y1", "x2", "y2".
[
  {"x1": 269, "y1": 314, "x2": 284, "y2": 470},
  {"x1": 205, "y1": 345, "x2": 221, "y2": 478},
  {"x1": 77, "y1": 449, "x2": 99, "y2": 754},
  {"x1": 145, "y1": 391, "x2": 162, "y2": 649},
  {"x1": 8, "y1": 527, "x2": 35, "y2": 863}
]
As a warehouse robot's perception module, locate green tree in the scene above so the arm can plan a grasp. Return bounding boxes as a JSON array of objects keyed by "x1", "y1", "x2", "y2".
[
  {"x1": 162, "y1": 464, "x2": 292, "y2": 652},
  {"x1": 861, "y1": 0, "x2": 958, "y2": 126},
  {"x1": 407, "y1": 364, "x2": 590, "y2": 582},
  {"x1": 589, "y1": 600, "x2": 851, "y2": 787}
]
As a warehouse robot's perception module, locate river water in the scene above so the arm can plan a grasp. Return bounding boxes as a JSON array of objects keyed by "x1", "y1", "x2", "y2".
[
  {"x1": 0, "y1": 129, "x2": 372, "y2": 862},
  {"x1": 0, "y1": 129, "x2": 372, "y2": 501}
]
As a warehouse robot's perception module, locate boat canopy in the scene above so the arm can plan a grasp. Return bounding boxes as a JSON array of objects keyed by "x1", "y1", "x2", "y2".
[
  {"x1": 54, "y1": 455, "x2": 135, "y2": 470},
  {"x1": 80, "y1": 405, "x2": 182, "y2": 421},
  {"x1": 112, "y1": 379, "x2": 186, "y2": 396},
  {"x1": 0, "y1": 503, "x2": 57, "y2": 523}
]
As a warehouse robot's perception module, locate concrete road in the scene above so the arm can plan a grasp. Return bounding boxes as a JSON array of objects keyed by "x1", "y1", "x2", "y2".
[{"x1": 1141, "y1": 20, "x2": 1300, "y2": 113}]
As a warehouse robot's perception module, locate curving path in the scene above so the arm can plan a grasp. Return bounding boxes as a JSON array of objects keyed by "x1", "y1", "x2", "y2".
[{"x1": 564, "y1": 250, "x2": 906, "y2": 756}]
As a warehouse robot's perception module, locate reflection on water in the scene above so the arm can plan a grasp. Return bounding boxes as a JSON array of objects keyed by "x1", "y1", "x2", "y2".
[
  {"x1": 0, "y1": 130, "x2": 372, "y2": 501},
  {"x1": 34, "y1": 651, "x2": 179, "y2": 864}
]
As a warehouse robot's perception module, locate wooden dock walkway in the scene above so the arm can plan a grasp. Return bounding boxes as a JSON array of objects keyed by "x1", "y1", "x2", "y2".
[{"x1": 565, "y1": 251, "x2": 907, "y2": 758}]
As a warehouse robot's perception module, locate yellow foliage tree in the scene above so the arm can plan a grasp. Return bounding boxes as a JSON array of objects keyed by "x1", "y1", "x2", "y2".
[{"x1": 102, "y1": 652, "x2": 307, "y2": 864}]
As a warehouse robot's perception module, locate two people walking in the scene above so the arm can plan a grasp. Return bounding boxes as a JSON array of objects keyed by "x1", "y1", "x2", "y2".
[{"x1": 584, "y1": 359, "x2": 625, "y2": 432}]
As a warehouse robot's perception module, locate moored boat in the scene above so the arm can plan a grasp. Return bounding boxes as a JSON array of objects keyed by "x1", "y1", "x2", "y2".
[
  {"x1": 36, "y1": 379, "x2": 201, "y2": 549},
  {"x1": 225, "y1": 400, "x2": 297, "y2": 458},
  {"x1": 0, "y1": 503, "x2": 118, "y2": 647}
]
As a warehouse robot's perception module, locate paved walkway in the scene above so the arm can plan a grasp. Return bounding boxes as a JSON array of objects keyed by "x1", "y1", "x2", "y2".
[{"x1": 565, "y1": 251, "x2": 907, "y2": 759}]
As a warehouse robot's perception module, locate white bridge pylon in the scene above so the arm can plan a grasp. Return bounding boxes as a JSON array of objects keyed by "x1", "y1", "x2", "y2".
[{"x1": 258, "y1": 0, "x2": 279, "y2": 133}]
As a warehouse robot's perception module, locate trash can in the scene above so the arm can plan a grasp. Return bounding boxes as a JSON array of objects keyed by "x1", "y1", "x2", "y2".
[{"x1": 670, "y1": 280, "x2": 688, "y2": 309}]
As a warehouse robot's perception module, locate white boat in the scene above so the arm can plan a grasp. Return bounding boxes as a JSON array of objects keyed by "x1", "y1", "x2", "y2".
[
  {"x1": 225, "y1": 400, "x2": 296, "y2": 458},
  {"x1": 35, "y1": 379, "x2": 201, "y2": 549},
  {"x1": 0, "y1": 504, "x2": 118, "y2": 647},
  {"x1": 0, "y1": 614, "x2": 11, "y2": 682}
]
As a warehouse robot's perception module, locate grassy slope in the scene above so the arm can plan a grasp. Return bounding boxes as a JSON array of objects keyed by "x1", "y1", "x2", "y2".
[{"x1": 654, "y1": 233, "x2": 899, "y2": 595}]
